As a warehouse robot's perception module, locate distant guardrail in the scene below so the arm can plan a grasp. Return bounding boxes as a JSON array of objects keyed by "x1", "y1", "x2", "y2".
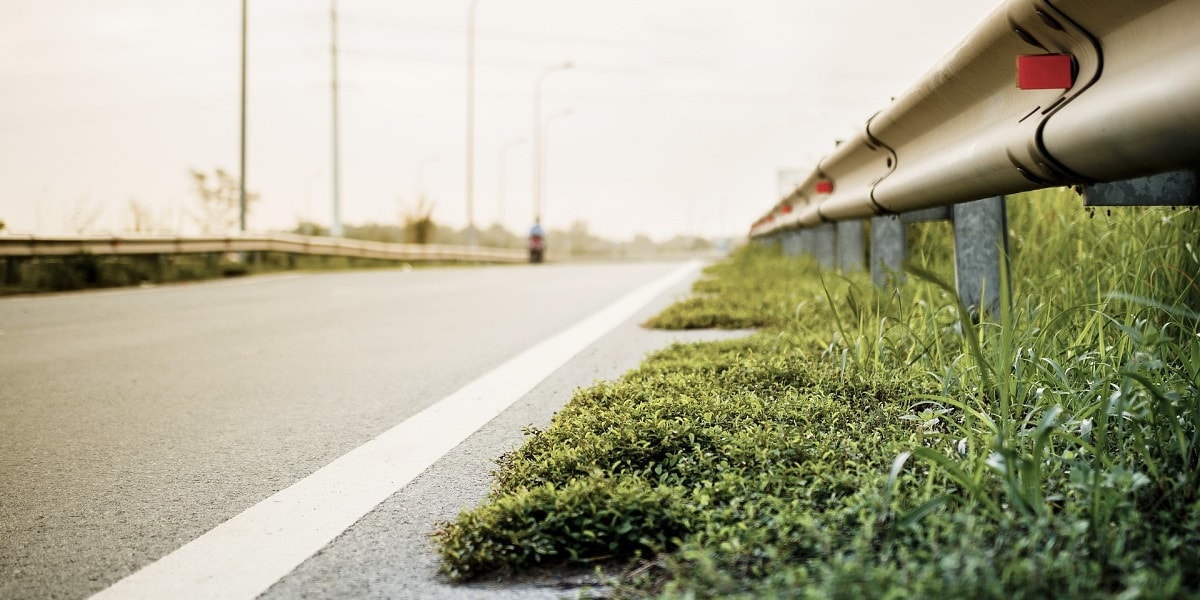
[
  {"x1": 0, "y1": 233, "x2": 527, "y2": 264},
  {"x1": 752, "y1": 0, "x2": 1200, "y2": 237}
]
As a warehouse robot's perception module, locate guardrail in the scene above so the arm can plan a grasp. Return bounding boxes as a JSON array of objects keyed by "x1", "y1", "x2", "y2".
[
  {"x1": 752, "y1": 0, "x2": 1200, "y2": 238},
  {"x1": 0, "y1": 233, "x2": 527, "y2": 263}
]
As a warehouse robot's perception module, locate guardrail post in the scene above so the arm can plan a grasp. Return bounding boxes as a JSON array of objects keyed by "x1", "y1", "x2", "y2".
[
  {"x1": 902, "y1": 207, "x2": 952, "y2": 224},
  {"x1": 952, "y1": 196, "x2": 1009, "y2": 317},
  {"x1": 797, "y1": 229, "x2": 816, "y2": 258},
  {"x1": 755, "y1": 234, "x2": 778, "y2": 251},
  {"x1": 871, "y1": 208, "x2": 951, "y2": 288},
  {"x1": 870, "y1": 215, "x2": 905, "y2": 287},
  {"x1": 205, "y1": 252, "x2": 220, "y2": 276},
  {"x1": 836, "y1": 220, "x2": 865, "y2": 272},
  {"x1": 813, "y1": 224, "x2": 836, "y2": 269},
  {"x1": 155, "y1": 254, "x2": 168, "y2": 280},
  {"x1": 1084, "y1": 171, "x2": 1199, "y2": 206},
  {"x1": 781, "y1": 231, "x2": 803, "y2": 257},
  {"x1": 4, "y1": 257, "x2": 21, "y2": 286}
]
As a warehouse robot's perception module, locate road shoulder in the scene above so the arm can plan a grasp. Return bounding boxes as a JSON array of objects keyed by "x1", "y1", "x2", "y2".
[{"x1": 261, "y1": 271, "x2": 753, "y2": 599}]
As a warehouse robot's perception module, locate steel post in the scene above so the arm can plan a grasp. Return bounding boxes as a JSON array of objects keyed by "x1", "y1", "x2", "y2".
[
  {"x1": 1084, "y1": 171, "x2": 1199, "y2": 206},
  {"x1": 836, "y1": 220, "x2": 865, "y2": 272},
  {"x1": 781, "y1": 231, "x2": 803, "y2": 258},
  {"x1": 797, "y1": 229, "x2": 816, "y2": 258},
  {"x1": 4, "y1": 256, "x2": 21, "y2": 286},
  {"x1": 952, "y1": 196, "x2": 1009, "y2": 317},
  {"x1": 870, "y1": 215, "x2": 906, "y2": 287},
  {"x1": 813, "y1": 224, "x2": 836, "y2": 269}
]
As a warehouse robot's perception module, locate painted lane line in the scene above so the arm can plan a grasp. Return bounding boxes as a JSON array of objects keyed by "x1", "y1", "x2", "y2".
[{"x1": 90, "y1": 260, "x2": 702, "y2": 600}]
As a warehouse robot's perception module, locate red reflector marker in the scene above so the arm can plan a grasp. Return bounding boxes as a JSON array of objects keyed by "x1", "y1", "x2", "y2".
[
  {"x1": 815, "y1": 179, "x2": 834, "y2": 194},
  {"x1": 781, "y1": 204, "x2": 793, "y2": 214},
  {"x1": 1017, "y1": 54, "x2": 1074, "y2": 90}
]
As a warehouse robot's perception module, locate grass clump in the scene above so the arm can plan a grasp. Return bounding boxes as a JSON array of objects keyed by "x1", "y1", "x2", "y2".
[
  {"x1": 434, "y1": 189, "x2": 1200, "y2": 598},
  {"x1": 436, "y1": 474, "x2": 694, "y2": 580},
  {"x1": 643, "y1": 253, "x2": 823, "y2": 330},
  {"x1": 0, "y1": 251, "x2": 437, "y2": 295}
]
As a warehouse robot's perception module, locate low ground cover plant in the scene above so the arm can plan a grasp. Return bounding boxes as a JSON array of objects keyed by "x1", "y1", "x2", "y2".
[
  {"x1": 434, "y1": 189, "x2": 1200, "y2": 598},
  {"x1": 0, "y1": 252, "x2": 437, "y2": 295}
]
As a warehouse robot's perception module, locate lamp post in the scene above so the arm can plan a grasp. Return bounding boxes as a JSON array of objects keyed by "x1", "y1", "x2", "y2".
[
  {"x1": 238, "y1": 0, "x2": 247, "y2": 232},
  {"x1": 540, "y1": 108, "x2": 572, "y2": 228},
  {"x1": 330, "y1": 0, "x2": 343, "y2": 238},
  {"x1": 532, "y1": 61, "x2": 572, "y2": 223},
  {"x1": 465, "y1": 0, "x2": 483, "y2": 247},
  {"x1": 496, "y1": 137, "x2": 526, "y2": 230}
]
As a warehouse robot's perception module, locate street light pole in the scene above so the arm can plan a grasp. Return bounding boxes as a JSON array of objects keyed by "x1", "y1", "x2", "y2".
[
  {"x1": 330, "y1": 0, "x2": 343, "y2": 238},
  {"x1": 532, "y1": 61, "x2": 572, "y2": 224},
  {"x1": 465, "y1": 0, "x2": 482, "y2": 247},
  {"x1": 497, "y1": 137, "x2": 525, "y2": 230},
  {"x1": 238, "y1": 0, "x2": 247, "y2": 232}
]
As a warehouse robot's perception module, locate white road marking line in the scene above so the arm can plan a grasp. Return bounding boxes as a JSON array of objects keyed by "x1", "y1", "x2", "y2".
[{"x1": 89, "y1": 260, "x2": 702, "y2": 600}]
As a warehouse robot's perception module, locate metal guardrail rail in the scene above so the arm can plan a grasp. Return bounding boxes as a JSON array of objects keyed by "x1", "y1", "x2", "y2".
[
  {"x1": 752, "y1": 0, "x2": 1200, "y2": 237},
  {"x1": 0, "y1": 233, "x2": 527, "y2": 263}
]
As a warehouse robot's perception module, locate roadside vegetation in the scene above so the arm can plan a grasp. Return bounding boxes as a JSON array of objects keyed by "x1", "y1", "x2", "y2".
[
  {"x1": 293, "y1": 218, "x2": 717, "y2": 258},
  {"x1": 1, "y1": 165, "x2": 719, "y2": 294},
  {"x1": 0, "y1": 252, "x2": 435, "y2": 295},
  {"x1": 434, "y1": 188, "x2": 1200, "y2": 598}
]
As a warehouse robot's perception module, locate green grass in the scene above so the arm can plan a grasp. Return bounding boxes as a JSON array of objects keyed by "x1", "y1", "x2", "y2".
[
  {"x1": 434, "y1": 189, "x2": 1200, "y2": 598},
  {"x1": 0, "y1": 251, "x2": 445, "y2": 295}
]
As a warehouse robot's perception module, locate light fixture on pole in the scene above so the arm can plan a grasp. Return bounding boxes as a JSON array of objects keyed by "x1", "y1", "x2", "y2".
[
  {"x1": 497, "y1": 137, "x2": 526, "y2": 230},
  {"x1": 532, "y1": 61, "x2": 572, "y2": 224},
  {"x1": 465, "y1": 0, "x2": 483, "y2": 247},
  {"x1": 540, "y1": 108, "x2": 573, "y2": 228}
]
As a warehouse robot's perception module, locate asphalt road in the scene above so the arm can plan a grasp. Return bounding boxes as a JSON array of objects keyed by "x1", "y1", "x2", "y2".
[{"x1": 0, "y1": 261, "x2": 744, "y2": 599}]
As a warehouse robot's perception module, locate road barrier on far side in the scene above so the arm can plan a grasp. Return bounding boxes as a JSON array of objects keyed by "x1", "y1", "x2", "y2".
[
  {"x1": 0, "y1": 233, "x2": 528, "y2": 290},
  {"x1": 0, "y1": 233, "x2": 527, "y2": 263}
]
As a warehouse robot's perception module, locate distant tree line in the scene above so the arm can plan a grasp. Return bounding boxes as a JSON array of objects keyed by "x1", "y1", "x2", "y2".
[{"x1": 10, "y1": 167, "x2": 723, "y2": 259}]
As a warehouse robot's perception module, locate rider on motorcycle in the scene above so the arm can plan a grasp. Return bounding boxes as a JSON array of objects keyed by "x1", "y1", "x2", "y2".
[{"x1": 529, "y1": 220, "x2": 546, "y2": 263}]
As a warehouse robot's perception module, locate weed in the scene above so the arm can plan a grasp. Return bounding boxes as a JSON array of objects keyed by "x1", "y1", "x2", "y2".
[{"x1": 434, "y1": 189, "x2": 1200, "y2": 598}]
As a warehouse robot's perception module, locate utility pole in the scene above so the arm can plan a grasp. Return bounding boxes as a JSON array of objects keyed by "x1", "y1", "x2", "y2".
[
  {"x1": 238, "y1": 0, "x2": 247, "y2": 232},
  {"x1": 330, "y1": 0, "x2": 343, "y2": 238},
  {"x1": 466, "y1": 0, "x2": 482, "y2": 247}
]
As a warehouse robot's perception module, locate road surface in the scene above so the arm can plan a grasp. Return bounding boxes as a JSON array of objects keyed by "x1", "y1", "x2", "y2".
[{"x1": 0, "y1": 261, "x2": 744, "y2": 599}]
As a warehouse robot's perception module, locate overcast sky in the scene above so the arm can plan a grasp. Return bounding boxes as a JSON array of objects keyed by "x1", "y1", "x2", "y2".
[{"x1": 0, "y1": 0, "x2": 999, "y2": 240}]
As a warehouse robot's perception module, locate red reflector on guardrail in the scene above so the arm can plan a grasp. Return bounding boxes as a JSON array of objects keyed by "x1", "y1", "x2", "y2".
[
  {"x1": 781, "y1": 205, "x2": 793, "y2": 214},
  {"x1": 815, "y1": 180, "x2": 834, "y2": 194},
  {"x1": 1017, "y1": 54, "x2": 1074, "y2": 90}
]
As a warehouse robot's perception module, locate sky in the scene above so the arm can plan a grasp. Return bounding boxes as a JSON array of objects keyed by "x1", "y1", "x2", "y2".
[{"x1": 0, "y1": 0, "x2": 1000, "y2": 241}]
